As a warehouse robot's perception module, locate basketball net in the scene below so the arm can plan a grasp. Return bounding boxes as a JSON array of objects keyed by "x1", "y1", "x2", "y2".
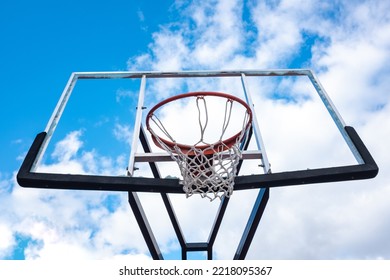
[{"x1": 147, "y1": 92, "x2": 252, "y2": 201}]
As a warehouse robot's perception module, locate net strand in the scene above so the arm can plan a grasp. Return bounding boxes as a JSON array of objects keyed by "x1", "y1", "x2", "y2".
[
  {"x1": 220, "y1": 99, "x2": 233, "y2": 141},
  {"x1": 196, "y1": 96, "x2": 208, "y2": 144},
  {"x1": 240, "y1": 110, "x2": 251, "y2": 149},
  {"x1": 149, "y1": 114, "x2": 175, "y2": 143}
]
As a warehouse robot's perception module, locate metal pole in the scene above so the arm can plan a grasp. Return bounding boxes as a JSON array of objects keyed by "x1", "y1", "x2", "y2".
[
  {"x1": 127, "y1": 75, "x2": 147, "y2": 176},
  {"x1": 307, "y1": 71, "x2": 364, "y2": 164},
  {"x1": 240, "y1": 73, "x2": 271, "y2": 173},
  {"x1": 32, "y1": 73, "x2": 78, "y2": 172}
]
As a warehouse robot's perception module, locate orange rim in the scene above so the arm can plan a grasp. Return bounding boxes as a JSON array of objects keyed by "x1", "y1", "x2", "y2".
[{"x1": 146, "y1": 91, "x2": 252, "y2": 155}]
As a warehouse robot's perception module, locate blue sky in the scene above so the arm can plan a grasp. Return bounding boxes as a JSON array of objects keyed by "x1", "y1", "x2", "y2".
[
  {"x1": 0, "y1": 0, "x2": 171, "y2": 173},
  {"x1": 1, "y1": 0, "x2": 390, "y2": 260}
]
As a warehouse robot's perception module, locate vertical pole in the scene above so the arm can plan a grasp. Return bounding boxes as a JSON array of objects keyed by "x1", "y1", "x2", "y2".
[
  {"x1": 238, "y1": 73, "x2": 271, "y2": 260},
  {"x1": 240, "y1": 73, "x2": 271, "y2": 173},
  {"x1": 128, "y1": 75, "x2": 147, "y2": 176},
  {"x1": 207, "y1": 196, "x2": 229, "y2": 259},
  {"x1": 207, "y1": 248, "x2": 213, "y2": 260},
  {"x1": 128, "y1": 191, "x2": 163, "y2": 260},
  {"x1": 182, "y1": 249, "x2": 187, "y2": 260},
  {"x1": 233, "y1": 187, "x2": 269, "y2": 260}
]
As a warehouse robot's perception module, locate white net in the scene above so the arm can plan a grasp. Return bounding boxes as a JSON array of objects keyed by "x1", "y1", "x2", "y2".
[{"x1": 147, "y1": 92, "x2": 252, "y2": 201}]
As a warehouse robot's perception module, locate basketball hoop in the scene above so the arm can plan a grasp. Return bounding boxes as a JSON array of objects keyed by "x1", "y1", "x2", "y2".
[
  {"x1": 146, "y1": 92, "x2": 252, "y2": 200},
  {"x1": 17, "y1": 70, "x2": 379, "y2": 260}
]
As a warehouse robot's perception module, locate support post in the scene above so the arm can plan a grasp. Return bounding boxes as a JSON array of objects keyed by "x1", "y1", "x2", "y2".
[
  {"x1": 234, "y1": 187, "x2": 269, "y2": 260},
  {"x1": 128, "y1": 192, "x2": 163, "y2": 260}
]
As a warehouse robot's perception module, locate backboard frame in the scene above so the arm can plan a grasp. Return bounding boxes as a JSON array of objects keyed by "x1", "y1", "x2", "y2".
[
  {"x1": 18, "y1": 69, "x2": 378, "y2": 193},
  {"x1": 17, "y1": 69, "x2": 379, "y2": 260}
]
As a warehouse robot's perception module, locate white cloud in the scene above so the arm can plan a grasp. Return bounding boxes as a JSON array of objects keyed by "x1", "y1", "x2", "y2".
[
  {"x1": 188, "y1": 0, "x2": 245, "y2": 67},
  {"x1": 137, "y1": 9, "x2": 145, "y2": 22},
  {"x1": 11, "y1": 139, "x2": 23, "y2": 145},
  {"x1": 115, "y1": 88, "x2": 133, "y2": 103},
  {"x1": 51, "y1": 130, "x2": 83, "y2": 162},
  {"x1": 38, "y1": 130, "x2": 126, "y2": 176},
  {"x1": 92, "y1": 203, "x2": 150, "y2": 255},
  {"x1": 0, "y1": 173, "x2": 13, "y2": 194},
  {"x1": 113, "y1": 123, "x2": 133, "y2": 146},
  {"x1": 3, "y1": 187, "x2": 150, "y2": 260},
  {"x1": 250, "y1": 1, "x2": 305, "y2": 66},
  {"x1": 1, "y1": 131, "x2": 151, "y2": 260},
  {"x1": 0, "y1": 223, "x2": 14, "y2": 258},
  {"x1": 127, "y1": 0, "x2": 246, "y2": 71},
  {"x1": 313, "y1": 2, "x2": 390, "y2": 102}
]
